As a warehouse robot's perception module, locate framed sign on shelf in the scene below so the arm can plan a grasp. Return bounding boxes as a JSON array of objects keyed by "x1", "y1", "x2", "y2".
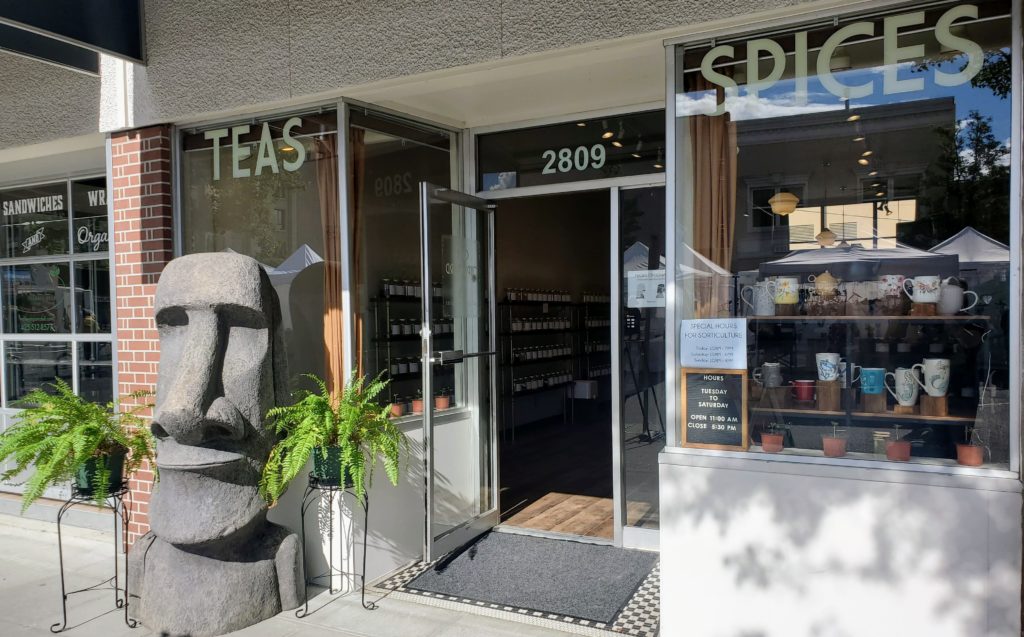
[{"x1": 680, "y1": 367, "x2": 748, "y2": 451}]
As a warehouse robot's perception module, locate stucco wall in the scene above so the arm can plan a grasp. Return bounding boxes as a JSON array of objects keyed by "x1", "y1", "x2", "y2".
[
  {"x1": 659, "y1": 451, "x2": 1023, "y2": 637},
  {"x1": 2, "y1": 0, "x2": 820, "y2": 151},
  {"x1": 136, "y1": 0, "x2": 810, "y2": 125},
  {"x1": 0, "y1": 54, "x2": 102, "y2": 150}
]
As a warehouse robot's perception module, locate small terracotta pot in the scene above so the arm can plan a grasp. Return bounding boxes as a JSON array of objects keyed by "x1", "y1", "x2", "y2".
[
  {"x1": 956, "y1": 443, "x2": 984, "y2": 467},
  {"x1": 822, "y1": 436, "x2": 847, "y2": 458},
  {"x1": 761, "y1": 432, "x2": 784, "y2": 453},
  {"x1": 411, "y1": 398, "x2": 424, "y2": 415},
  {"x1": 886, "y1": 439, "x2": 911, "y2": 462},
  {"x1": 390, "y1": 403, "x2": 405, "y2": 418},
  {"x1": 434, "y1": 395, "x2": 451, "y2": 410}
]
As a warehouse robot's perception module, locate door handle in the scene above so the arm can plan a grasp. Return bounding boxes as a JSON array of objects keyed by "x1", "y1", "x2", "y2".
[{"x1": 430, "y1": 350, "x2": 496, "y2": 364}]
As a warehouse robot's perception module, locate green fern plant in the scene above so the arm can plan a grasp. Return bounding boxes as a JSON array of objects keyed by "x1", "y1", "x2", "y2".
[
  {"x1": 260, "y1": 372, "x2": 408, "y2": 506},
  {"x1": 0, "y1": 380, "x2": 156, "y2": 511}
]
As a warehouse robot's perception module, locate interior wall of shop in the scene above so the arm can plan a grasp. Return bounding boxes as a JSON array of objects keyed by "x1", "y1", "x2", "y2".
[
  {"x1": 659, "y1": 453, "x2": 1022, "y2": 637},
  {"x1": 496, "y1": 192, "x2": 611, "y2": 425},
  {"x1": 495, "y1": 192, "x2": 610, "y2": 299}
]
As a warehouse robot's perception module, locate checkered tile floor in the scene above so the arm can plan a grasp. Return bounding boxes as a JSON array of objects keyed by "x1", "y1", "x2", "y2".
[{"x1": 372, "y1": 558, "x2": 660, "y2": 636}]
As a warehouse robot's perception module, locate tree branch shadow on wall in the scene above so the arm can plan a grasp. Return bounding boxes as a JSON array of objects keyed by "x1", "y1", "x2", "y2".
[{"x1": 663, "y1": 463, "x2": 1020, "y2": 637}]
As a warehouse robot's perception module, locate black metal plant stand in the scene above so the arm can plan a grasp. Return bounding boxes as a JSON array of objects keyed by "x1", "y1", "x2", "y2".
[
  {"x1": 51, "y1": 483, "x2": 136, "y2": 633},
  {"x1": 295, "y1": 473, "x2": 375, "y2": 618}
]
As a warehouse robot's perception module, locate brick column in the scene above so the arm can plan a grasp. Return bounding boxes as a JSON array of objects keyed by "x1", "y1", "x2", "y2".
[{"x1": 110, "y1": 125, "x2": 173, "y2": 545}]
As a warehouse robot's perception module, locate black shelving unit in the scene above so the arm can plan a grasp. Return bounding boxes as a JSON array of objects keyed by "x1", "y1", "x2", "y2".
[
  {"x1": 498, "y1": 293, "x2": 576, "y2": 440},
  {"x1": 747, "y1": 310, "x2": 993, "y2": 457}
]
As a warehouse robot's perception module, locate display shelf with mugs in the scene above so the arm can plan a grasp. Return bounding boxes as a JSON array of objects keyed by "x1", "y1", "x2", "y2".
[{"x1": 745, "y1": 266, "x2": 997, "y2": 468}]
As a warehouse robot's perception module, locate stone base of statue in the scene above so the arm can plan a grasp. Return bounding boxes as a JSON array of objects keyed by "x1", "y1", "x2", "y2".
[{"x1": 129, "y1": 521, "x2": 302, "y2": 637}]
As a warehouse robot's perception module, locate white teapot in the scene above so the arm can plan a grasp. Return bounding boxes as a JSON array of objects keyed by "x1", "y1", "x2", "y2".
[
  {"x1": 808, "y1": 270, "x2": 841, "y2": 297},
  {"x1": 937, "y1": 277, "x2": 978, "y2": 315}
]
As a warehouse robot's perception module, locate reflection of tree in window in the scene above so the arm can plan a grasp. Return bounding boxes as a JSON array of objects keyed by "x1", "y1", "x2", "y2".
[
  {"x1": 911, "y1": 110, "x2": 1010, "y2": 248},
  {"x1": 203, "y1": 154, "x2": 308, "y2": 264}
]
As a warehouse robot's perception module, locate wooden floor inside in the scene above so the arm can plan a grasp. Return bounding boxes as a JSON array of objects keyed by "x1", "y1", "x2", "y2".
[
  {"x1": 503, "y1": 491, "x2": 651, "y2": 539},
  {"x1": 500, "y1": 404, "x2": 615, "y2": 540}
]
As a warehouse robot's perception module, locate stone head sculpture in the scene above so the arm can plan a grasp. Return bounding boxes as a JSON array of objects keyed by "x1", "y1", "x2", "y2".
[{"x1": 130, "y1": 253, "x2": 302, "y2": 636}]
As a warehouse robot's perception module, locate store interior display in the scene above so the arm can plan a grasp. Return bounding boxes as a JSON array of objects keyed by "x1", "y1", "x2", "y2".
[
  {"x1": 496, "y1": 192, "x2": 614, "y2": 538},
  {"x1": 676, "y1": 3, "x2": 1012, "y2": 468},
  {"x1": 743, "y1": 264, "x2": 1001, "y2": 465}
]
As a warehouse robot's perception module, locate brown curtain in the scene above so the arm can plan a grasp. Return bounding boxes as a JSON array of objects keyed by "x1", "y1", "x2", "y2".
[
  {"x1": 349, "y1": 128, "x2": 367, "y2": 380},
  {"x1": 315, "y1": 134, "x2": 345, "y2": 395},
  {"x1": 688, "y1": 77, "x2": 738, "y2": 318}
]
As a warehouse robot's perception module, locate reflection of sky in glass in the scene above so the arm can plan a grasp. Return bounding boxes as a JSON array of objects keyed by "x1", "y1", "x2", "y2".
[{"x1": 677, "y1": 50, "x2": 1011, "y2": 142}]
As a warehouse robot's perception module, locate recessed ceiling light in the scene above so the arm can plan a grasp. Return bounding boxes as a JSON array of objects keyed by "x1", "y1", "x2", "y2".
[
  {"x1": 847, "y1": 114, "x2": 861, "y2": 122},
  {"x1": 653, "y1": 163, "x2": 664, "y2": 169},
  {"x1": 577, "y1": 122, "x2": 587, "y2": 127},
  {"x1": 631, "y1": 153, "x2": 642, "y2": 158},
  {"x1": 875, "y1": 191, "x2": 886, "y2": 197},
  {"x1": 858, "y1": 158, "x2": 870, "y2": 166},
  {"x1": 611, "y1": 140, "x2": 623, "y2": 148},
  {"x1": 601, "y1": 131, "x2": 614, "y2": 139},
  {"x1": 871, "y1": 182, "x2": 881, "y2": 187},
  {"x1": 853, "y1": 136, "x2": 865, "y2": 142},
  {"x1": 868, "y1": 170, "x2": 879, "y2": 176},
  {"x1": 861, "y1": 150, "x2": 873, "y2": 157}
]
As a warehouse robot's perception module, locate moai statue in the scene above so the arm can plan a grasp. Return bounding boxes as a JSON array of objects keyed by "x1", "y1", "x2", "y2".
[{"x1": 129, "y1": 253, "x2": 302, "y2": 636}]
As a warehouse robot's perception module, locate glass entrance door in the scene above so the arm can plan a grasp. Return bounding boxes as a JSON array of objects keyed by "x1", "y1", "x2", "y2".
[{"x1": 419, "y1": 182, "x2": 498, "y2": 561}]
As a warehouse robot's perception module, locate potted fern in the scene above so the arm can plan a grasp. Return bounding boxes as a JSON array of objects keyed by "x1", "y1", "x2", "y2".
[
  {"x1": 0, "y1": 380, "x2": 155, "y2": 511},
  {"x1": 259, "y1": 372, "x2": 408, "y2": 506}
]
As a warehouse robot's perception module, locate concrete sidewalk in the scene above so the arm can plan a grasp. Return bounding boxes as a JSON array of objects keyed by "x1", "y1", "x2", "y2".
[{"x1": 0, "y1": 514, "x2": 579, "y2": 637}]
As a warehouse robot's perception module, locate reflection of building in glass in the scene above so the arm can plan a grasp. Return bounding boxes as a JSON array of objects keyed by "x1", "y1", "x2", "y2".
[{"x1": 735, "y1": 99, "x2": 950, "y2": 268}]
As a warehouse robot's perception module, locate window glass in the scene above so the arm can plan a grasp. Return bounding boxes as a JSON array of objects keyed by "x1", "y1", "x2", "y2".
[
  {"x1": 74, "y1": 260, "x2": 111, "y2": 333},
  {"x1": 350, "y1": 110, "x2": 453, "y2": 410},
  {"x1": 71, "y1": 177, "x2": 108, "y2": 253},
  {"x1": 181, "y1": 112, "x2": 338, "y2": 391},
  {"x1": 0, "y1": 182, "x2": 69, "y2": 258},
  {"x1": 5, "y1": 341, "x2": 72, "y2": 403},
  {"x1": 477, "y1": 110, "x2": 664, "y2": 191},
  {"x1": 620, "y1": 186, "x2": 666, "y2": 528},
  {"x1": 2, "y1": 263, "x2": 72, "y2": 334},
  {"x1": 673, "y1": 0, "x2": 1013, "y2": 468},
  {"x1": 78, "y1": 342, "x2": 113, "y2": 404}
]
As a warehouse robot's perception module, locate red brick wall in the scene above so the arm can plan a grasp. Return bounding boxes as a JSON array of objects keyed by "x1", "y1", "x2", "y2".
[{"x1": 111, "y1": 125, "x2": 173, "y2": 545}]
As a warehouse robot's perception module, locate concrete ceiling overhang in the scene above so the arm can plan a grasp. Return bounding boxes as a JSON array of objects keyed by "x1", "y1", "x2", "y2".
[{"x1": 343, "y1": 37, "x2": 667, "y2": 129}]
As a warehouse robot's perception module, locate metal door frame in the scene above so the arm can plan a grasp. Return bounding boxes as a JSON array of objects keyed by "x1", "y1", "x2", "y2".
[{"x1": 419, "y1": 181, "x2": 499, "y2": 561}]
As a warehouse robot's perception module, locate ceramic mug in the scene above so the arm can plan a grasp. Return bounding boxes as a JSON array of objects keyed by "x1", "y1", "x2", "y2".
[
  {"x1": 773, "y1": 276, "x2": 800, "y2": 305},
  {"x1": 792, "y1": 379, "x2": 815, "y2": 402},
  {"x1": 741, "y1": 281, "x2": 777, "y2": 316},
  {"x1": 902, "y1": 275, "x2": 942, "y2": 303},
  {"x1": 753, "y1": 362, "x2": 784, "y2": 388},
  {"x1": 877, "y1": 274, "x2": 905, "y2": 297},
  {"x1": 860, "y1": 368, "x2": 886, "y2": 395},
  {"x1": 815, "y1": 353, "x2": 843, "y2": 381},
  {"x1": 912, "y1": 358, "x2": 950, "y2": 397},
  {"x1": 937, "y1": 279, "x2": 979, "y2": 315},
  {"x1": 839, "y1": 361, "x2": 862, "y2": 388},
  {"x1": 885, "y1": 367, "x2": 921, "y2": 406}
]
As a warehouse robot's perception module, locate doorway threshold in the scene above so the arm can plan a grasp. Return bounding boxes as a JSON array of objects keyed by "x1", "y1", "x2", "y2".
[{"x1": 493, "y1": 523, "x2": 614, "y2": 546}]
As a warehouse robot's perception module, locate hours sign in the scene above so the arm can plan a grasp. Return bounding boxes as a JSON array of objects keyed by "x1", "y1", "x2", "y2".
[{"x1": 680, "y1": 368, "x2": 748, "y2": 450}]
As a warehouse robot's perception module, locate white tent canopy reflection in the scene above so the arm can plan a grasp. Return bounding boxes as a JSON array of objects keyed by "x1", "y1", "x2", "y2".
[{"x1": 928, "y1": 227, "x2": 1009, "y2": 269}]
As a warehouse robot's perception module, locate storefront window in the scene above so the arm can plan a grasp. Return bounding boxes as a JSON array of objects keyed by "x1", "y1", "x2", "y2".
[
  {"x1": 0, "y1": 179, "x2": 113, "y2": 408},
  {"x1": 350, "y1": 109, "x2": 454, "y2": 410},
  {"x1": 181, "y1": 111, "x2": 340, "y2": 392},
  {"x1": 672, "y1": 1, "x2": 1014, "y2": 468},
  {"x1": 478, "y1": 110, "x2": 664, "y2": 191}
]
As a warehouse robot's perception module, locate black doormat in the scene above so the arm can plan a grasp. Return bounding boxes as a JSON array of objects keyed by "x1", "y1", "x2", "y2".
[{"x1": 406, "y1": 532, "x2": 658, "y2": 625}]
